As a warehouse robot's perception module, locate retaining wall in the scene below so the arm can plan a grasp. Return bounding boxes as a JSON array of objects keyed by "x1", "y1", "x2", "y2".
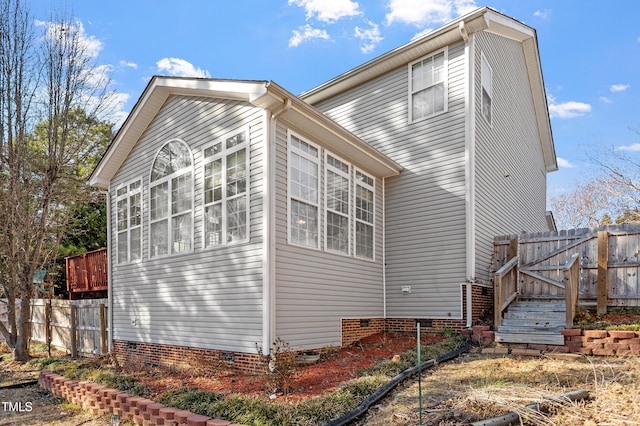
[
  {"x1": 39, "y1": 370, "x2": 246, "y2": 426},
  {"x1": 471, "y1": 326, "x2": 640, "y2": 356}
]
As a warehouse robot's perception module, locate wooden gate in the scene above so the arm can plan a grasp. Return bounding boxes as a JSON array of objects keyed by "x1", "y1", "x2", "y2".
[{"x1": 494, "y1": 224, "x2": 640, "y2": 314}]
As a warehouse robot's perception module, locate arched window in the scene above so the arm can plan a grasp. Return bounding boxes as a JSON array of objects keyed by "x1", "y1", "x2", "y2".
[{"x1": 149, "y1": 140, "x2": 193, "y2": 257}]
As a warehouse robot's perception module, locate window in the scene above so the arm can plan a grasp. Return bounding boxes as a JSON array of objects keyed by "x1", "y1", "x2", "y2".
[
  {"x1": 149, "y1": 140, "x2": 193, "y2": 257},
  {"x1": 409, "y1": 48, "x2": 447, "y2": 122},
  {"x1": 203, "y1": 129, "x2": 248, "y2": 247},
  {"x1": 481, "y1": 53, "x2": 492, "y2": 124},
  {"x1": 325, "y1": 154, "x2": 350, "y2": 254},
  {"x1": 116, "y1": 179, "x2": 142, "y2": 264},
  {"x1": 288, "y1": 133, "x2": 319, "y2": 248},
  {"x1": 288, "y1": 132, "x2": 377, "y2": 260},
  {"x1": 355, "y1": 170, "x2": 375, "y2": 259}
]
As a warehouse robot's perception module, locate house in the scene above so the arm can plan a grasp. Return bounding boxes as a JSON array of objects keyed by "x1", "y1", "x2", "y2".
[{"x1": 89, "y1": 7, "x2": 556, "y2": 370}]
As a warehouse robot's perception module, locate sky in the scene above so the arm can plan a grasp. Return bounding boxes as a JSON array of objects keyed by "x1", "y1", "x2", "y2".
[{"x1": 29, "y1": 0, "x2": 640, "y2": 199}]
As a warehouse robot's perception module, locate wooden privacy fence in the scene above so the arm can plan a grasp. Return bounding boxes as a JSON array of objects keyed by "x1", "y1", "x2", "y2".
[
  {"x1": 0, "y1": 298, "x2": 108, "y2": 357},
  {"x1": 494, "y1": 224, "x2": 640, "y2": 316},
  {"x1": 30, "y1": 298, "x2": 109, "y2": 356}
]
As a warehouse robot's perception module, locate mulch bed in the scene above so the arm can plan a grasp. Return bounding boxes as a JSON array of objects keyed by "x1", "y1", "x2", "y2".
[{"x1": 124, "y1": 332, "x2": 443, "y2": 401}]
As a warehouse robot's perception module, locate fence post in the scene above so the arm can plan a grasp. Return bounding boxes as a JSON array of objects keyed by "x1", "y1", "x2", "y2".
[
  {"x1": 597, "y1": 231, "x2": 608, "y2": 315},
  {"x1": 100, "y1": 303, "x2": 108, "y2": 355},
  {"x1": 70, "y1": 304, "x2": 78, "y2": 358},
  {"x1": 45, "y1": 300, "x2": 52, "y2": 357}
]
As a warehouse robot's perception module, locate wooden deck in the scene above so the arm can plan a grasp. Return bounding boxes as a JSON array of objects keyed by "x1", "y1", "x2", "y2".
[{"x1": 66, "y1": 248, "x2": 108, "y2": 298}]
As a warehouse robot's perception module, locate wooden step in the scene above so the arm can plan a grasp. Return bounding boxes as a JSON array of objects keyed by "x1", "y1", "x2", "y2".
[
  {"x1": 501, "y1": 318, "x2": 565, "y2": 328},
  {"x1": 497, "y1": 325, "x2": 564, "y2": 334},
  {"x1": 495, "y1": 301, "x2": 567, "y2": 346},
  {"x1": 494, "y1": 332, "x2": 565, "y2": 345},
  {"x1": 503, "y1": 310, "x2": 565, "y2": 320}
]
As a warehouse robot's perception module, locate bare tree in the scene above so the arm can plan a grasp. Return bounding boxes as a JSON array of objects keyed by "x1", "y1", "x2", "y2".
[
  {"x1": 0, "y1": 0, "x2": 112, "y2": 361},
  {"x1": 548, "y1": 178, "x2": 615, "y2": 230}
]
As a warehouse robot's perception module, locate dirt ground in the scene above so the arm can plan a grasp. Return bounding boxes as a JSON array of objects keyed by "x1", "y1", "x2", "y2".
[
  {"x1": 358, "y1": 349, "x2": 640, "y2": 425},
  {"x1": 0, "y1": 363, "x2": 111, "y2": 426}
]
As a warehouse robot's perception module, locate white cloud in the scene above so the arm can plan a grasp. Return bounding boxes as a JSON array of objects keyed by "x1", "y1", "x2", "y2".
[
  {"x1": 119, "y1": 60, "x2": 138, "y2": 70},
  {"x1": 289, "y1": 0, "x2": 361, "y2": 22},
  {"x1": 384, "y1": 0, "x2": 477, "y2": 26},
  {"x1": 599, "y1": 96, "x2": 612, "y2": 104},
  {"x1": 616, "y1": 143, "x2": 640, "y2": 152},
  {"x1": 289, "y1": 24, "x2": 332, "y2": 47},
  {"x1": 533, "y1": 9, "x2": 551, "y2": 20},
  {"x1": 36, "y1": 19, "x2": 103, "y2": 59},
  {"x1": 354, "y1": 21, "x2": 383, "y2": 53},
  {"x1": 610, "y1": 84, "x2": 630, "y2": 92},
  {"x1": 547, "y1": 95, "x2": 591, "y2": 119},
  {"x1": 156, "y1": 58, "x2": 211, "y2": 78},
  {"x1": 556, "y1": 157, "x2": 575, "y2": 168}
]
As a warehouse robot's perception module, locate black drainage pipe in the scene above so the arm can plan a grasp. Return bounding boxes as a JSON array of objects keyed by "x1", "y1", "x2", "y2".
[
  {"x1": 0, "y1": 380, "x2": 39, "y2": 390},
  {"x1": 325, "y1": 339, "x2": 472, "y2": 426},
  {"x1": 470, "y1": 389, "x2": 590, "y2": 426}
]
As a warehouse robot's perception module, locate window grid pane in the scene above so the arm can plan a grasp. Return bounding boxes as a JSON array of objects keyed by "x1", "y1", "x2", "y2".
[
  {"x1": 411, "y1": 51, "x2": 446, "y2": 120},
  {"x1": 289, "y1": 135, "x2": 319, "y2": 248},
  {"x1": 116, "y1": 180, "x2": 142, "y2": 264},
  {"x1": 172, "y1": 213, "x2": 192, "y2": 254},
  {"x1": 150, "y1": 182, "x2": 168, "y2": 221},
  {"x1": 227, "y1": 195, "x2": 247, "y2": 243},
  {"x1": 203, "y1": 130, "x2": 248, "y2": 247},
  {"x1": 290, "y1": 200, "x2": 318, "y2": 247},
  {"x1": 355, "y1": 170, "x2": 375, "y2": 259},
  {"x1": 204, "y1": 203, "x2": 223, "y2": 247},
  {"x1": 327, "y1": 211, "x2": 349, "y2": 253}
]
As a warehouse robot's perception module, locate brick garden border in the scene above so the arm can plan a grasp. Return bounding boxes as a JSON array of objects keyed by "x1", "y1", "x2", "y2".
[
  {"x1": 38, "y1": 370, "x2": 246, "y2": 426},
  {"x1": 470, "y1": 325, "x2": 640, "y2": 356}
]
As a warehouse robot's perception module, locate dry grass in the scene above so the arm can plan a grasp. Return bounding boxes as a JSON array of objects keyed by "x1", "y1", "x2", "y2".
[{"x1": 362, "y1": 350, "x2": 640, "y2": 425}]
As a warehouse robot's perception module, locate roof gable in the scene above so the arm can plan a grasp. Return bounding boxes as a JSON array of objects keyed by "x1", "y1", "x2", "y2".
[
  {"x1": 300, "y1": 7, "x2": 557, "y2": 172},
  {"x1": 89, "y1": 77, "x2": 401, "y2": 189}
]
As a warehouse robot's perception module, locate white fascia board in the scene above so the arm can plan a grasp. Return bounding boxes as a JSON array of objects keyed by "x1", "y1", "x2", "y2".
[{"x1": 483, "y1": 9, "x2": 535, "y2": 42}]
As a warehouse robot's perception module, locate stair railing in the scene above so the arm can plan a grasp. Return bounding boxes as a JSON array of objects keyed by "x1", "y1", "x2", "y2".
[
  {"x1": 563, "y1": 253, "x2": 581, "y2": 328},
  {"x1": 494, "y1": 255, "x2": 519, "y2": 328}
]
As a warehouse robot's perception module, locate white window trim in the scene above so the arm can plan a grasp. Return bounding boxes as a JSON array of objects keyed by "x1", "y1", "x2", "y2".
[
  {"x1": 287, "y1": 130, "x2": 321, "y2": 250},
  {"x1": 148, "y1": 139, "x2": 194, "y2": 258},
  {"x1": 408, "y1": 47, "x2": 449, "y2": 124},
  {"x1": 354, "y1": 168, "x2": 376, "y2": 261},
  {"x1": 480, "y1": 52, "x2": 493, "y2": 126},
  {"x1": 324, "y1": 152, "x2": 351, "y2": 256},
  {"x1": 202, "y1": 126, "x2": 250, "y2": 248},
  {"x1": 115, "y1": 178, "x2": 142, "y2": 264}
]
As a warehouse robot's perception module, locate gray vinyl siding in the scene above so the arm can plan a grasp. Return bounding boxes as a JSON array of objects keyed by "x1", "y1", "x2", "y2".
[
  {"x1": 314, "y1": 41, "x2": 468, "y2": 319},
  {"x1": 109, "y1": 95, "x2": 265, "y2": 353},
  {"x1": 274, "y1": 122, "x2": 385, "y2": 350},
  {"x1": 473, "y1": 32, "x2": 549, "y2": 283}
]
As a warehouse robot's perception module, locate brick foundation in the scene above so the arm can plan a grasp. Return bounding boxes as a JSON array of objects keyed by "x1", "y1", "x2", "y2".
[
  {"x1": 38, "y1": 370, "x2": 246, "y2": 426},
  {"x1": 342, "y1": 318, "x2": 386, "y2": 346},
  {"x1": 112, "y1": 340, "x2": 263, "y2": 374}
]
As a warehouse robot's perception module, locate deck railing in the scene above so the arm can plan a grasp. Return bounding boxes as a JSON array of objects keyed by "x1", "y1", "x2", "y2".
[
  {"x1": 66, "y1": 248, "x2": 108, "y2": 295},
  {"x1": 494, "y1": 255, "x2": 519, "y2": 328},
  {"x1": 563, "y1": 253, "x2": 581, "y2": 328}
]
